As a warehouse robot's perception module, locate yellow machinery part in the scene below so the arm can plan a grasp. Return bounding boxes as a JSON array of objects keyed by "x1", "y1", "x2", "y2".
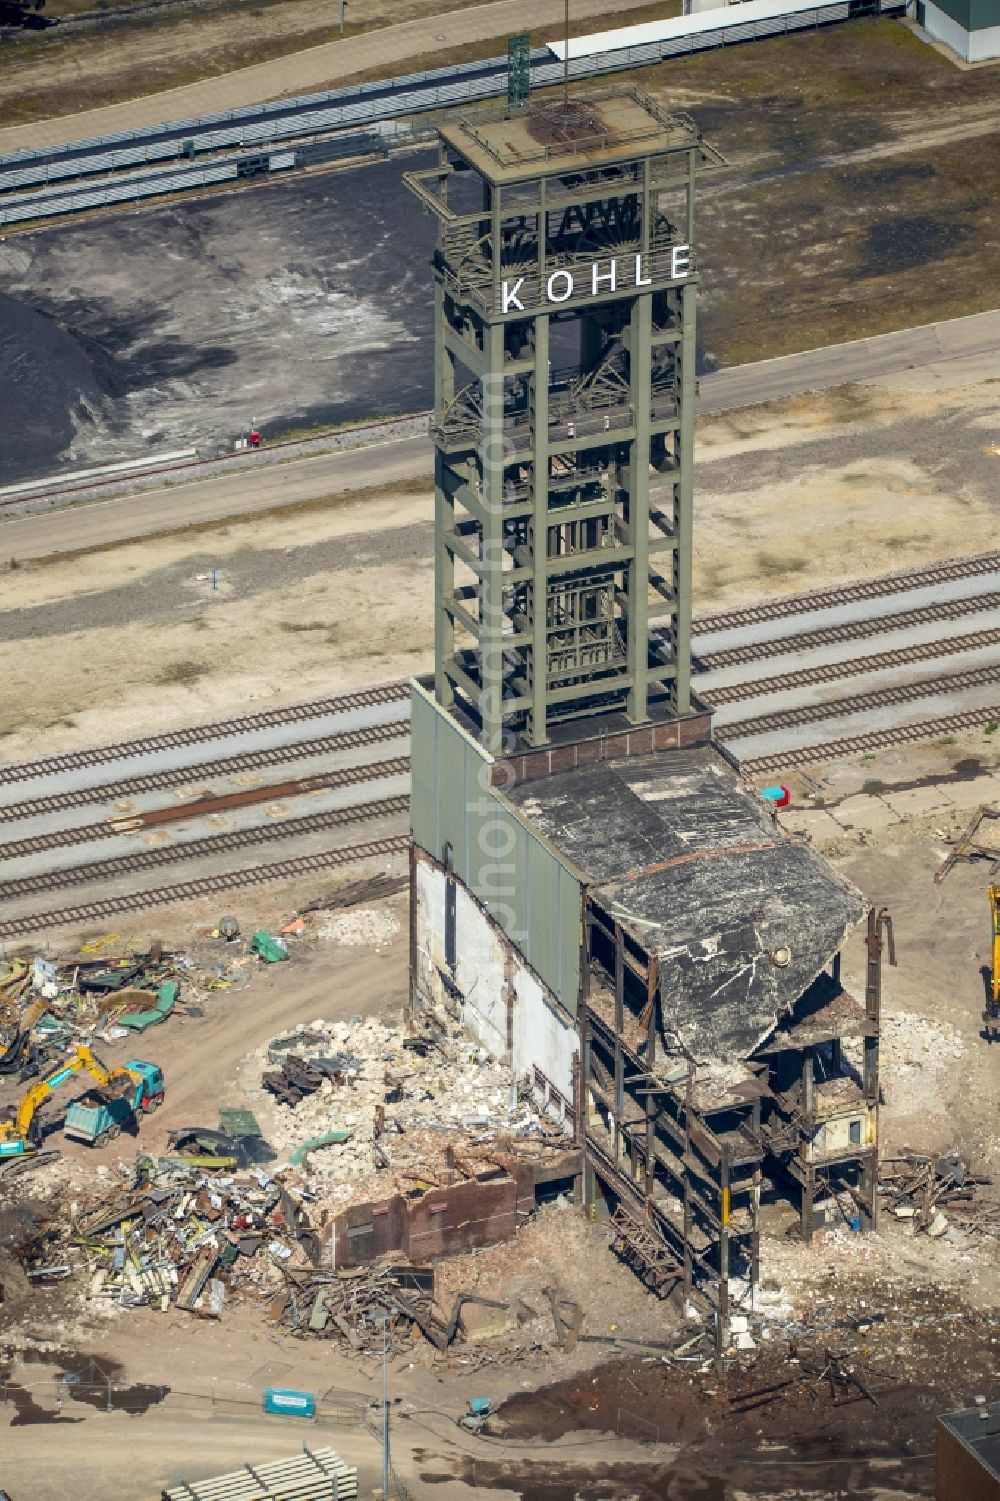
[{"x1": 5, "y1": 1044, "x2": 135, "y2": 1144}]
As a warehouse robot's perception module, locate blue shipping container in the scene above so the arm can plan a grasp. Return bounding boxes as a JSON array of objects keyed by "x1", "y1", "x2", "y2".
[{"x1": 263, "y1": 1386, "x2": 316, "y2": 1418}]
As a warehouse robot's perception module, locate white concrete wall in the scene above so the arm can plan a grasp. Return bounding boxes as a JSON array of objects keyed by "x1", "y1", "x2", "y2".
[
  {"x1": 512, "y1": 964, "x2": 577, "y2": 1116},
  {"x1": 805, "y1": 1104, "x2": 875, "y2": 1161},
  {"x1": 922, "y1": 1, "x2": 971, "y2": 54},
  {"x1": 414, "y1": 853, "x2": 579, "y2": 1119},
  {"x1": 454, "y1": 878, "x2": 510, "y2": 1062},
  {"x1": 922, "y1": 0, "x2": 1000, "y2": 59},
  {"x1": 968, "y1": 18, "x2": 1000, "y2": 57}
]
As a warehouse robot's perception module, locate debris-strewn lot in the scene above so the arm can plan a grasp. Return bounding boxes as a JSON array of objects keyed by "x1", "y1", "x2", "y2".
[{"x1": 0, "y1": 761, "x2": 999, "y2": 1501}]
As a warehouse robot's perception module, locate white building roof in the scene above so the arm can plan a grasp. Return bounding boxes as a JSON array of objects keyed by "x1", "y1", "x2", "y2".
[{"x1": 547, "y1": 0, "x2": 841, "y2": 59}]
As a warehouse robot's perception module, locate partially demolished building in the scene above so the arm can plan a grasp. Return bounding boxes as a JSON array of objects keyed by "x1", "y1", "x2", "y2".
[{"x1": 404, "y1": 87, "x2": 886, "y2": 1325}]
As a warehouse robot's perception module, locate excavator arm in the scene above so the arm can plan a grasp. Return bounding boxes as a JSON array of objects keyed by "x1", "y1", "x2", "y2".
[
  {"x1": 10, "y1": 1045, "x2": 132, "y2": 1141},
  {"x1": 990, "y1": 885, "x2": 1000, "y2": 1008}
]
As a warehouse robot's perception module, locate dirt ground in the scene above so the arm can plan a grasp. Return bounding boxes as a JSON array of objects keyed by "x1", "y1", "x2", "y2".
[
  {"x1": 0, "y1": 0, "x2": 489, "y2": 123},
  {"x1": 1, "y1": 354, "x2": 997, "y2": 766},
  {"x1": 636, "y1": 20, "x2": 1000, "y2": 364}
]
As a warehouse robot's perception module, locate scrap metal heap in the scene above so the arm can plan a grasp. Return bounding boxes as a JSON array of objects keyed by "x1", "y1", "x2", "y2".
[{"x1": 11, "y1": 1011, "x2": 581, "y2": 1354}]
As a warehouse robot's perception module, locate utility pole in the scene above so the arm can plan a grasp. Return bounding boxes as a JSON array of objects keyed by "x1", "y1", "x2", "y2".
[
  {"x1": 370, "y1": 1310, "x2": 391, "y2": 1499},
  {"x1": 382, "y1": 1315, "x2": 389, "y2": 1500}
]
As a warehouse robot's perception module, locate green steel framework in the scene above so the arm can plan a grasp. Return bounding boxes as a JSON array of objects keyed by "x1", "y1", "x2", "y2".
[
  {"x1": 405, "y1": 87, "x2": 724, "y2": 752},
  {"x1": 506, "y1": 33, "x2": 532, "y2": 111}
]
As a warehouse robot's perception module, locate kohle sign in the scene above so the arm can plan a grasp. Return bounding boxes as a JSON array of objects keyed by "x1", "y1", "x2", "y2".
[{"x1": 500, "y1": 247, "x2": 691, "y2": 312}]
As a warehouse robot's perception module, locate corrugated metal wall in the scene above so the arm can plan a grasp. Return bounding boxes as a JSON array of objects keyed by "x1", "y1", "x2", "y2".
[{"x1": 410, "y1": 682, "x2": 583, "y2": 1016}]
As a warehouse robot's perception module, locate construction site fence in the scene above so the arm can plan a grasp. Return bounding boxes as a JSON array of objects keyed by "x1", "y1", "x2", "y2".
[{"x1": 0, "y1": 0, "x2": 905, "y2": 226}]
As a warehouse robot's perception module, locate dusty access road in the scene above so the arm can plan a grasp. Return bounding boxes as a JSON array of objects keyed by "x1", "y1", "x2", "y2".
[{"x1": 3, "y1": 307, "x2": 998, "y2": 565}]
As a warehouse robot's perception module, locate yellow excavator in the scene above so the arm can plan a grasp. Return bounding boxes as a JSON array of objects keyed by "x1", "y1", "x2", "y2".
[
  {"x1": 0, "y1": 1044, "x2": 162, "y2": 1166},
  {"x1": 987, "y1": 885, "x2": 1000, "y2": 1036}
]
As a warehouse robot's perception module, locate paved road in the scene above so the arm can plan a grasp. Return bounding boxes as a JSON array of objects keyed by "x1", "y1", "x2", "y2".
[
  {"x1": 0, "y1": 0, "x2": 657, "y2": 157},
  {"x1": 0, "y1": 435, "x2": 428, "y2": 559},
  {"x1": 2, "y1": 308, "x2": 997, "y2": 563},
  {"x1": 698, "y1": 307, "x2": 1000, "y2": 413}
]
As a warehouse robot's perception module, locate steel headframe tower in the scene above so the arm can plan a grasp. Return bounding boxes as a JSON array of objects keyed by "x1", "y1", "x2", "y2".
[{"x1": 405, "y1": 87, "x2": 723, "y2": 753}]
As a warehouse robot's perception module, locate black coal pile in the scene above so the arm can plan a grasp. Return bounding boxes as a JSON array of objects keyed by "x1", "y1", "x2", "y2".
[{"x1": 0, "y1": 287, "x2": 117, "y2": 485}]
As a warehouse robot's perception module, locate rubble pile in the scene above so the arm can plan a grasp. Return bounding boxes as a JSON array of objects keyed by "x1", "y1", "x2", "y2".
[
  {"x1": 14, "y1": 1148, "x2": 584, "y2": 1367},
  {"x1": 10, "y1": 1155, "x2": 299, "y2": 1320},
  {"x1": 877, "y1": 1011, "x2": 966, "y2": 1073},
  {"x1": 76, "y1": 1160, "x2": 291, "y2": 1314},
  {"x1": 316, "y1": 907, "x2": 400, "y2": 949},
  {"x1": 880, "y1": 1149, "x2": 998, "y2": 1237},
  {"x1": 841, "y1": 1011, "x2": 965, "y2": 1113},
  {"x1": 262, "y1": 1052, "x2": 360, "y2": 1108},
  {"x1": 253, "y1": 1016, "x2": 558, "y2": 1191},
  {"x1": 271, "y1": 1250, "x2": 585, "y2": 1366}
]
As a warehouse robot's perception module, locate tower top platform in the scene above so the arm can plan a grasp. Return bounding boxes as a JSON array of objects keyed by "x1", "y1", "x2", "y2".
[{"x1": 439, "y1": 86, "x2": 706, "y2": 186}]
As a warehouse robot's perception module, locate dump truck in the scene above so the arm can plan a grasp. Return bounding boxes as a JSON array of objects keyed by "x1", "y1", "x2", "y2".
[
  {"x1": 63, "y1": 1060, "x2": 164, "y2": 1147},
  {"x1": 0, "y1": 1045, "x2": 163, "y2": 1163}
]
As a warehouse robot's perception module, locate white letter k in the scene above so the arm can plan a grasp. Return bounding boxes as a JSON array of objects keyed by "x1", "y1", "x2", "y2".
[{"x1": 502, "y1": 278, "x2": 525, "y2": 312}]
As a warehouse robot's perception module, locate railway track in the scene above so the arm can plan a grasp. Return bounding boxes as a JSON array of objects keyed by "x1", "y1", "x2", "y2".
[
  {"x1": 694, "y1": 592, "x2": 1000, "y2": 673},
  {"x1": 0, "y1": 681, "x2": 409, "y2": 788},
  {"x1": 718, "y1": 662, "x2": 1000, "y2": 742},
  {"x1": 0, "y1": 835, "x2": 411, "y2": 941},
  {"x1": 702, "y1": 628, "x2": 1000, "y2": 707},
  {"x1": 3, "y1": 554, "x2": 995, "y2": 791},
  {"x1": 1, "y1": 552, "x2": 997, "y2": 935},
  {"x1": 0, "y1": 793, "x2": 410, "y2": 900},
  {"x1": 693, "y1": 551, "x2": 1000, "y2": 636},
  {"x1": 0, "y1": 723, "x2": 410, "y2": 822},
  {"x1": 0, "y1": 756, "x2": 410, "y2": 861},
  {"x1": 739, "y1": 704, "x2": 1000, "y2": 777}
]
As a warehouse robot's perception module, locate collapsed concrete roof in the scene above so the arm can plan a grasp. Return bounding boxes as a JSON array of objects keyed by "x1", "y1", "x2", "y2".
[{"x1": 507, "y1": 747, "x2": 865, "y2": 1064}]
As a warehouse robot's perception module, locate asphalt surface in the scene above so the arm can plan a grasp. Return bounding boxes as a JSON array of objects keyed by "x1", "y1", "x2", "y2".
[
  {"x1": 698, "y1": 307, "x2": 1000, "y2": 412},
  {"x1": 0, "y1": 435, "x2": 431, "y2": 560},
  {"x1": 0, "y1": 157, "x2": 439, "y2": 488},
  {"x1": 1, "y1": 308, "x2": 997, "y2": 564}
]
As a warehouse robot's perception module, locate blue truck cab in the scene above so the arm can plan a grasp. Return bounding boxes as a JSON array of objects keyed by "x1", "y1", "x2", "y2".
[{"x1": 63, "y1": 1060, "x2": 164, "y2": 1147}]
